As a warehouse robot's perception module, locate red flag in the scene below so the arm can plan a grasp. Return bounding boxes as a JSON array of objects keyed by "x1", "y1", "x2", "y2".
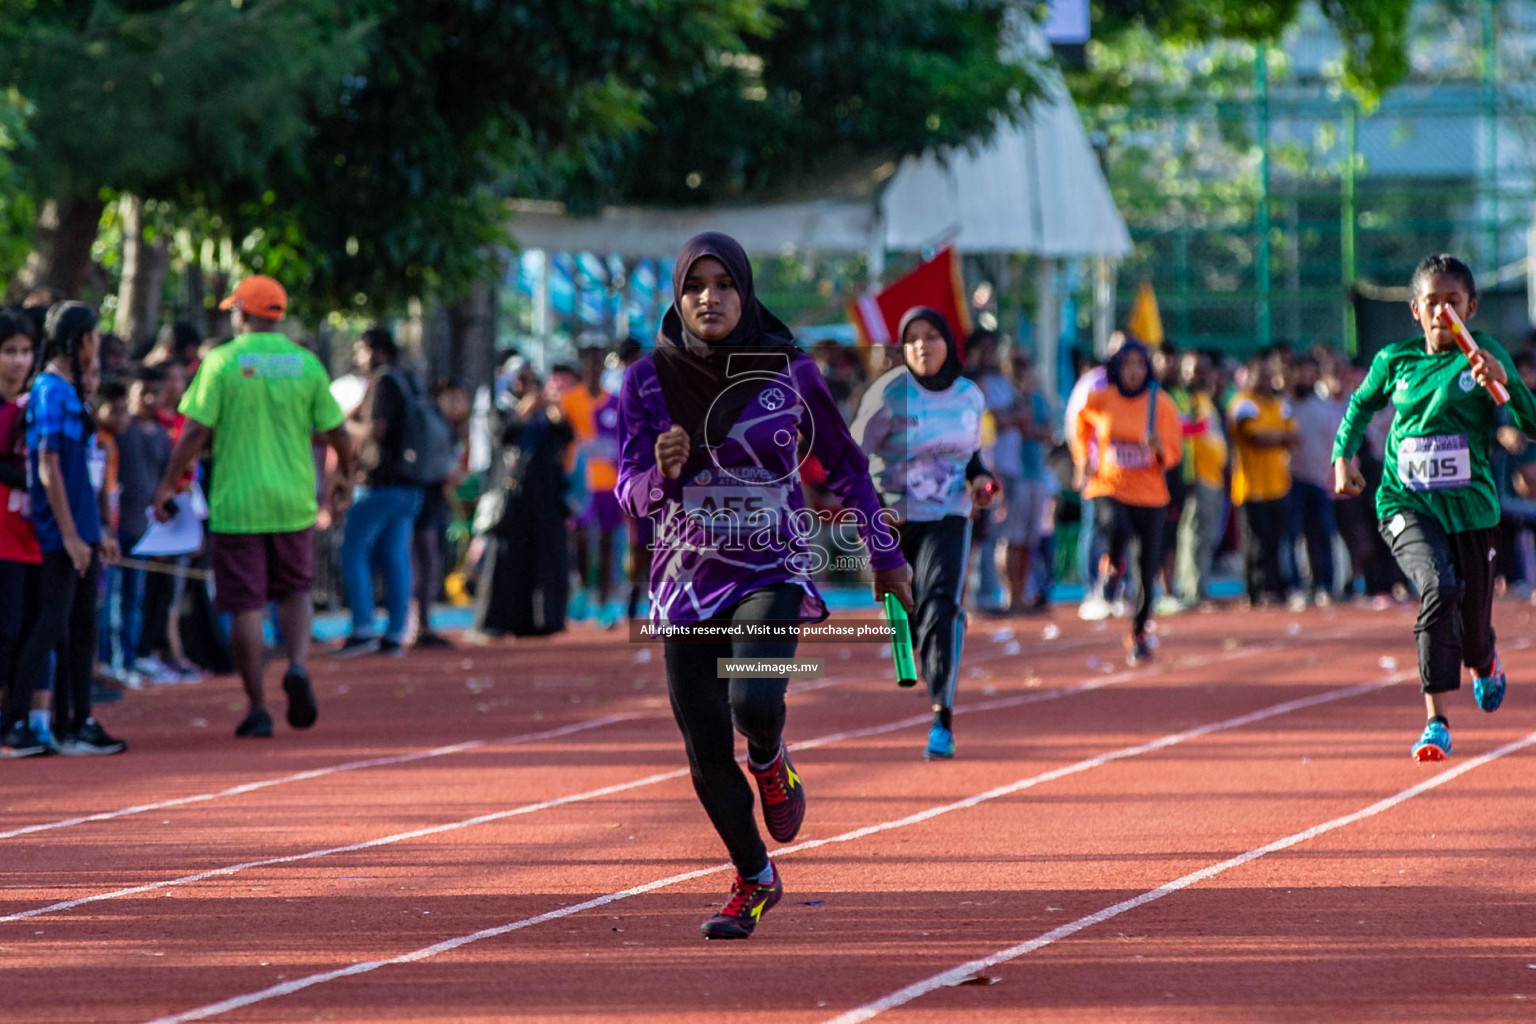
[{"x1": 848, "y1": 247, "x2": 971, "y2": 354}]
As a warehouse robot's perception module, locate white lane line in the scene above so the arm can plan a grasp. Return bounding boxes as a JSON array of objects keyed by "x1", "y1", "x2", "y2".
[
  {"x1": 0, "y1": 631, "x2": 1046, "y2": 844},
  {"x1": 0, "y1": 714, "x2": 638, "y2": 843},
  {"x1": 138, "y1": 674, "x2": 1396, "y2": 1023},
  {"x1": 5, "y1": 639, "x2": 1302, "y2": 925},
  {"x1": 823, "y1": 729, "x2": 1536, "y2": 1024}
]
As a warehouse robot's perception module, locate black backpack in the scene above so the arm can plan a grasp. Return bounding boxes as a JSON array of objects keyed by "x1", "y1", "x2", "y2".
[{"x1": 389, "y1": 369, "x2": 455, "y2": 485}]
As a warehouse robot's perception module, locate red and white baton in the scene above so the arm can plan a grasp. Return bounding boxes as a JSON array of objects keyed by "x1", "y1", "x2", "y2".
[{"x1": 1439, "y1": 306, "x2": 1510, "y2": 405}]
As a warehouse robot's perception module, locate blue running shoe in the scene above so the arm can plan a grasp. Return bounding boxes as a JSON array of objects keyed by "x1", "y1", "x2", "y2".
[
  {"x1": 1472, "y1": 656, "x2": 1506, "y2": 713},
  {"x1": 925, "y1": 723, "x2": 955, "y2": 760},
  {"x1": 1412, "y1": 720, "x2": 1452, "y2": 762}
]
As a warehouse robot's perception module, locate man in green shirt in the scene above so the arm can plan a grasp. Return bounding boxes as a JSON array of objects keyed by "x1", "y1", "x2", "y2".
[
  {"x1": 1333, "y1": 254, "x2": 1536, "y2": 761},
  {"x1": 153, "y1": 275, "x2": 354, "y2": 739}
]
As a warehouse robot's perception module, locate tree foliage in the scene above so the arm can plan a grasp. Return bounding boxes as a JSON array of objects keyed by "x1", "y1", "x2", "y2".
[
  {"x1": 0, "y1": 0, "x2": 370, "y2": 200},
  {"x1": 1087, "y1": 0, "x2": 1413, "y2": 97},
  {"x1": 0, "y1": 88, "x2": 34, "y2": 283},
  {"x1": 242, "y1": 0, "x2": 778, "y2": 315},
  {"x1": 550, "y1": 0, "x2": 1040, "y2": 208},
  {"x1": 1, "y1": 0, "x2": 1034, "y2": 317}
]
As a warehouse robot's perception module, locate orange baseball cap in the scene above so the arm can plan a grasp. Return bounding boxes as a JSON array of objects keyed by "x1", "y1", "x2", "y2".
[{"x1": 219, "y1": 275, "x2": 288, "y2": 318}]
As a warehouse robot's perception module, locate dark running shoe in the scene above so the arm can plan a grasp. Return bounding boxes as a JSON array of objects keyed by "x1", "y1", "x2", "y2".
[
  {"x1": 57, "y1": 719, "x2": 127, "y2": 756},
  {"x1": 235, "y1": 707, "x2": 274, "y2": 738},
  {"x1": 1126, "y1": 632, "x2": 1153, "y2": 666},
  {"x1": 0, "y1": 722, "x2": 51, "y2": 759},
  {"x1": 413, "y1": 632, "x2": 453, "y2": 650},
  {"x1": 282, "y1": 667, "x2": 319, "y2": 729},
  {"x1": 378, "y1": 638, "x2": 406, "y2": 658},
  {"x1": 332, "y1": 635, "x2": 380, "y2": 659},
  {"x1": 749, "y1": 744, "x2": 805, "y2": 843},
  {"x1": 700, "y1": 864, "x2": 783, "y2": 939}
]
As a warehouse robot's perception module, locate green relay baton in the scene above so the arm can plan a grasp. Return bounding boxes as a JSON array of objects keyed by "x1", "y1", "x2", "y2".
[{"x1": 884, "y1": 592, "x2": 918, "y2": 688}]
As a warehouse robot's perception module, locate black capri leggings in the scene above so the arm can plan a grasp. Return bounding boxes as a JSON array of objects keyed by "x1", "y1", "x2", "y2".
[
  {"x1": 1096, "y1": 497, "x2": 1165, "y2": 636},
  {"x1": 1379, "y1": 511, "x2": 1497, "y2": 695},
  {"x1": 5, "y1": 547, "x2": 99, "y2": 735},
  {"x1": 896, "y1": 516, "x2": 971, "y2": 709},
  {"x1": 663, "y1": 582, "x2": 801, "y2": 877}
]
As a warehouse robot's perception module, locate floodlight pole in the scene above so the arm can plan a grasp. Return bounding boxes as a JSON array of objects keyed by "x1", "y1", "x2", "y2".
[
  {"x1": 1482, "y1": 0, "x2": 1499, "y2": 269},
  {"x1": 1343, "y1": 101, "x2": 1358, "y2": 358},
  {"x1": 1255, "y1": 44, "x2": 1272, "y2": 350},
  {"x1": 867, "y1": 209, "x2": 887, "y2": 288}
]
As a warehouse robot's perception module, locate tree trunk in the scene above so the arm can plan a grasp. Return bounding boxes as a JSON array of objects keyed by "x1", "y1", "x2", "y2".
[
  {"x1": 114, "y1": 195, "x2": 171, "y2": 351},
  {"x1": 15, "y1": 194, "x2": 107, "y2": 300},
  {"x1": 180, "y1": 259, "x2": 209, "y2": 344},
  {"x1": 445, "y1": 278, "x2": 498, "y2": 391}
]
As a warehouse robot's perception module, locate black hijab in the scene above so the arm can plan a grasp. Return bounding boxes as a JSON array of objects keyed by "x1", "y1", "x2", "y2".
[
  {"x1": 1106, "y1": 339, "x2": 1154, "y2": 398},
  {"x1": 898, "y1": 306, "x2": 963, "y2": 392},
  {"x1": 653, "y1": 232, "x2": 798, "y2": 453}
]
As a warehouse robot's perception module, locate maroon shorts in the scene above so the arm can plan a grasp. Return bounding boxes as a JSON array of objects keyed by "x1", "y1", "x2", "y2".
[{"x1": 211, "y1": 529, "x2": 315, "y2": 614}]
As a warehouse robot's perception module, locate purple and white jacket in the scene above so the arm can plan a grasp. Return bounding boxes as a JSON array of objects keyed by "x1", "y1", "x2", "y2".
[{"x1": 617, "y1": 352, "x2": 906, "y2": 624}]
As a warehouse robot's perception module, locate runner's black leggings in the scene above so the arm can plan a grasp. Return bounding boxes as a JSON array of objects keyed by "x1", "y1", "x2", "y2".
[
  {"x1": 663, "y1": 583, "x2": 800, "y2": 877},
  {"x1": 1379, "y1": 511, "x2": 1497, "y2": 695},
  {"x1": 896, "y1": 516, "x2": 970, "y2": 709},
  {"x1": 1095, "y1": 498, "x2": 1165, "y2": 636},
  {"x1": 0, "y1": 559, "x2": 39, "y2": 704},
  {"x1": 5, "y1": 548, "x2": 98, "y2": 734}
]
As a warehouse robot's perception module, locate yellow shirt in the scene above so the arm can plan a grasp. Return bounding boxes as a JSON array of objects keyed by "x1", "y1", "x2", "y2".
[
  {"x1": 1184, "y1": 392, "x2": 1228, "y2": 489},
  {"x1": 1227, "y1": 391, "x2": 1295, "y2": 505}
]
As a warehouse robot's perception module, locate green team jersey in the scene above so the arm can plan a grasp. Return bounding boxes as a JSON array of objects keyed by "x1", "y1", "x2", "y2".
[
  {"x1": 1332, "y1": 331, "x2": 1536, "y2": 534},
  {"x1": 180, "y1": 333, "x2": 345, "y2": 534}
]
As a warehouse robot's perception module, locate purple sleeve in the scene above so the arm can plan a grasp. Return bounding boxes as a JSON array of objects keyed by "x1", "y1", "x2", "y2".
[
  {"x1": 796, "y1": 360, "x2": 906, "y2": 572},
  {"x1": 615, "y1": 359, "x2": 680, "y2": 520}
]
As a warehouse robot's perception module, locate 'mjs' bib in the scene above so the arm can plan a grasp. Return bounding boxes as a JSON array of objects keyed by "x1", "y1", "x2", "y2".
[
  {"x1": 1109, "y1": 441, "x2": 1154, "y2": 471},
  {"x1": 1397, "y1": 435, "x2": 1471, "y2": 490}
]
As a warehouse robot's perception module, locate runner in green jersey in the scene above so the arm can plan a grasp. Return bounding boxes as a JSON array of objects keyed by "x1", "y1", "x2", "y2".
[{"x1": 1333, "y1": 254, "x2": 1536, "y2": 761}]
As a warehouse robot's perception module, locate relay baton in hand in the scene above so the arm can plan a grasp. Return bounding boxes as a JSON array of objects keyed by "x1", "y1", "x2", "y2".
[
  {"x1": 1439, "y1": 306, "x2": 1510, "y2": 405},
  {"x1": 884, "y1": 592, "x2": 918, "y2": 688}
]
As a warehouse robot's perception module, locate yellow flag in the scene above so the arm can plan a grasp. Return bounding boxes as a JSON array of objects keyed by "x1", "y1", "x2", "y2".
[{"x1": 1127, "y1": 280, "x2": 1165, "y2": 347}]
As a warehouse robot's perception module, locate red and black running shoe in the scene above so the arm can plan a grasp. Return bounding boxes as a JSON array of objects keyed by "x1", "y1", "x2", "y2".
[
  {"x1": 700, "y1": 863, "x2": 783, "y2": 939},
  {"x1": 749, "y1": 744, "x2": 805, "y2": 842}
]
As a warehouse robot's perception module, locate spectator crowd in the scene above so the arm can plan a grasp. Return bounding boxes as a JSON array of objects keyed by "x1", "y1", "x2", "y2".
[{"x1": 7, "y1": 281, "x2": 1536, "y2": 759}]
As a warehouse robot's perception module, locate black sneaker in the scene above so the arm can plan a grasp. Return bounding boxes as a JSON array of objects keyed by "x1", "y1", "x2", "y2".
[
  {"x1": 413, "y1": 631, "x2": 452, "y2": 650},
  {"x1": 701, "y1": 863, "x2": 783, "y2": 939},
  {"x1": 1126, "y1": 633, "x2": 1153, "y2": 666},
  {"x1": 378, "y1": 638, "x2": 406, "y2": 658},
  {"x1": 282, "y1": 668, "x2": 319, "y2": 729},
  {"x1": 0, "y1": 722, "x2": 51, "y2": 759},
  {"x1": 749, "y1": 744, "x2": 806, "y2": 843},
  {"x1": 332, "y1": 635, "x2": 380, "y2": 658},
  {"x1": 57, "y1": 719, "x2": 127, "y2": 756},
  {"x1": 235, "y1": 707, "x2": 274, "y2": 738}
]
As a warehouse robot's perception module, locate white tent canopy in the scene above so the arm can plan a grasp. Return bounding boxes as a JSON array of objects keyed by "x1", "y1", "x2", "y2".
[
  {"x1": 508, "y1": 197, "x2": 875, "y2": 257},
  {"x1": 879, "y1": 98, "x2": 1130, "y2": 257}
]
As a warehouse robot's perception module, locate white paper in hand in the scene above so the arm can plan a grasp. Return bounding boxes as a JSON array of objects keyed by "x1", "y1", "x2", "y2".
[{"x1": 132, "y1": 493, "x2": 203, "y2": 557}]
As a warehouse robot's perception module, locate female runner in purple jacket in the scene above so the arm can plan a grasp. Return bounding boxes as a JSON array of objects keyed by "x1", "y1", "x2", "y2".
[{"x1": 617, "y1": 232, "x2": 912, "y2": 939}]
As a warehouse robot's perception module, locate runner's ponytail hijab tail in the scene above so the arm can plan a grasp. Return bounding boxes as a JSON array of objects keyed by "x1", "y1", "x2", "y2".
[
  {"x1": 897, "y1": 307, "x2": 963, "y2": 392},
  {"x1": 653, "y1": 232, "x2": 799, "y2": 455}
]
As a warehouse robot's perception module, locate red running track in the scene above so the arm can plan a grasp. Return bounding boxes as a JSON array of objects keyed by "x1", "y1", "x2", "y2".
[{"x1": 4, "y1": 601, "x2": 1536, "y2": 1023}]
